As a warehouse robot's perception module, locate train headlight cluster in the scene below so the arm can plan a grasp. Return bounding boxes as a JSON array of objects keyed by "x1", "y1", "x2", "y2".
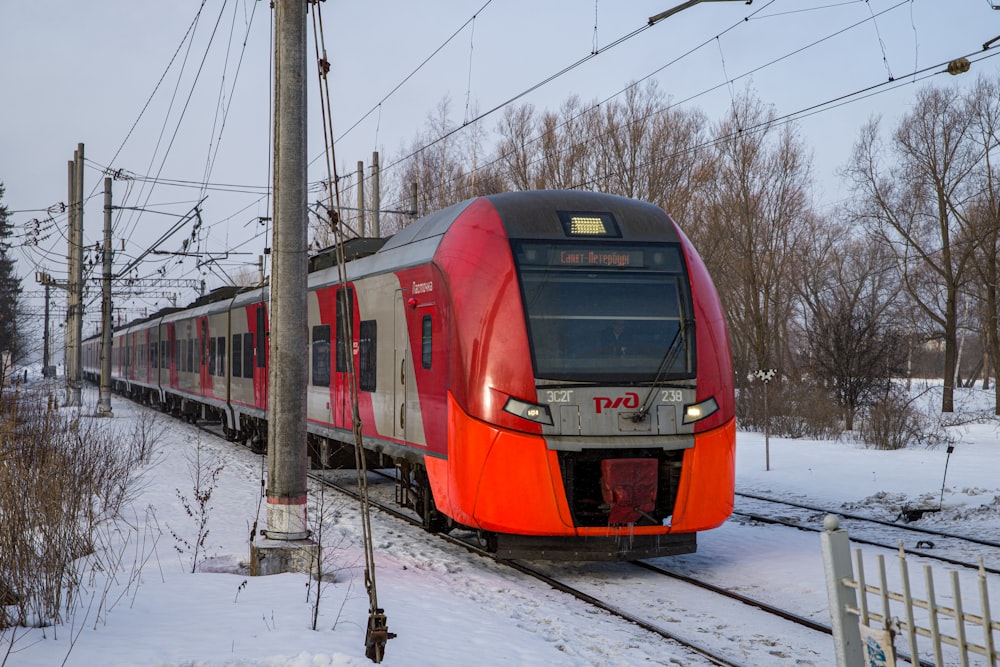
[
  {"x1": 503, "y1": 397, "x2": 554, "y2": 426},
  {"x1": 682, "y1": 397, "x2": 719, "y2": 424}
]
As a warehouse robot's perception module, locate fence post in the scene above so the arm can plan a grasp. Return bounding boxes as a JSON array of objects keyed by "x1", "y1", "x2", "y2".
[{"x1": 821, "y1": 515, "x2": 864, "y2": 667}]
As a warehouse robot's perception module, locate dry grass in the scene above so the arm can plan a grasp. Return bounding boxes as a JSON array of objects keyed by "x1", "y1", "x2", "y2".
[{"x1": 0, "y1": 385, "x2": 162, "y2": 644}]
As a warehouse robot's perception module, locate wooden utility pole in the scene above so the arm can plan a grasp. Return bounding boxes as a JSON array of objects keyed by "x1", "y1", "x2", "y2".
[
  {"x1": 252, "y1": 0, "x2": 315, "y2": 576},
  {"x1": 97, "y1": 177, "x2": 113, "y2": 416}
]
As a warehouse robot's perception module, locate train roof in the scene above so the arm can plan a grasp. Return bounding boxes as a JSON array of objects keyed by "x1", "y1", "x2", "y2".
[
  {"x1": 308, "y1": 190, "x2": 677, "y2": 287},
  {"x1": 309, "y1": 237, "x2": 389, "y2": 273}
]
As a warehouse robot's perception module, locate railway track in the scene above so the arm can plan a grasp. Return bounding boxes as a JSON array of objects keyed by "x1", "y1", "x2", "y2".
[
  {"x1": 310, "y1": 468, "x2": 838, "y2": 667},
  {"x1": 734, "y1": 490, "x2": 1000, "y2": 574},
  {"x1": 178, "y1": 414, "x2": 971, "y2": 666},
  {"x1": 189, "y1": 417, "x2": 983, "y2": 666}
]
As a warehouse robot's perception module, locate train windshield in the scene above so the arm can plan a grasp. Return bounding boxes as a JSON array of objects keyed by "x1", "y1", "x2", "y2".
[{"x1": 513, "y1": 241, "x2": 695, "y2": 382}]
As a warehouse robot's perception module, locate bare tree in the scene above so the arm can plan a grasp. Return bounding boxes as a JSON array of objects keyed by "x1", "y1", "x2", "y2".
[
  {"x1": 846, "y1": 86, "x2": 981, "y2": 412},
  {"x1": 697, "y1": 90, "x2": 814, "y2": 387},
  {"x1": 799, "y1": 231, "x2": 906, "y2": 430},
  {"x1": 385, "y1": 97, "x2": 505, "y2": 233},
  {"x1": 964, "y1": 76, "x2": 1000, "y2": 413}
]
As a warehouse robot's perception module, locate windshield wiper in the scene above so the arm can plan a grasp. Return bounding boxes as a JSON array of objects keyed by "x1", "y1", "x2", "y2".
[{"x1": 635, "y1": 318, "x2": 693, "y2": 420}]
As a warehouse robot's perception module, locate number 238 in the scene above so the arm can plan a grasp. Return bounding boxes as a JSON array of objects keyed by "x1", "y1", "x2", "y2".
[{"x1": 661, "y1": 389, "x2": 683, "y2": 403}]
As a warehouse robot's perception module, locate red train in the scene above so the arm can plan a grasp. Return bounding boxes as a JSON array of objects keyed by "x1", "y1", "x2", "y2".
[{"x1": 84, "y1": 190, "x2": 735, "y2": 560}]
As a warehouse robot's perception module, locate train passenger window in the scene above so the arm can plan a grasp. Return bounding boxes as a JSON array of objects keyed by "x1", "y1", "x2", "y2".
[
  {"x1": 209, "y1": 338, "x2": 217, "y2": 376},
  {"x1": 151, "y1": 342, "x2": 158, "y2": 369},
  {"x1": 312, "y1": 325, "x2": 331, "y2": 387},
  {"x1": 358, "y1": 319, "x2": 376, "y2": 392},
  {"x1": 255, "y1": 306, "x2": 266, "y2": 368},
  {"x1": 421, "y1": 315, "x2": 432, "y2": 369},
  {"x1": 232, "y1": 334, "x2": 242, "y2": 378},
  {"x1": 243, "y1": 332, "x2": 254, "y2": 378},
  {"x1": 187, "y1": 339, "x2": 194, "y2": 373},
  {"x1": 335, "y1": 287, "x2": 354, "y2": 373},
  {"x1": 216, "y1": 336, "x2": 226, "y2": 377}
]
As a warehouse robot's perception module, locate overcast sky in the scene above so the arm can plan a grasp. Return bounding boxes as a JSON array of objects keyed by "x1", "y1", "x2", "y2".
[{"x1": 1, "y1": 0, "x2": 998, "y2": 342}]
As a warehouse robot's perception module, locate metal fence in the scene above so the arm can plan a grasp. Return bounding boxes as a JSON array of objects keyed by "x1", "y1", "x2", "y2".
[{"x1": 821, "y1": 514, "x2": 999, "y2": 667}]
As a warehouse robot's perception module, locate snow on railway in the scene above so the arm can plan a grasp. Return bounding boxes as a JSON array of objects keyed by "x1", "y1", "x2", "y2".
[{"x1": 5, "y1": 380, "x2": 999, "y2": 666}]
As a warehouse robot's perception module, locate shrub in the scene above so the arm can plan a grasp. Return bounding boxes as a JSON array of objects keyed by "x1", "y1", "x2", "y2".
[
  {"x1": 738, "y1": 378, "x2": 844, "y2": 440},
  {"x1": 857, "y1": 386, "x2": 949, "y2": 450},
  {"x1": 0, "y1": 387, "x2": 160, "y2": 634}
]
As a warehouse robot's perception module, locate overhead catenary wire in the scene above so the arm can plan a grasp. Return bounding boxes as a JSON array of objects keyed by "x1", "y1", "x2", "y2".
[
  {"x1": 378, "y1": 0, "x2": 968, "y2": 212},
  {"x1": 11, "y1": 1, "x2": 992, "y2": 326},
  {"x1": 353, "y1": 0, "x2": 781, "y2": 207}
]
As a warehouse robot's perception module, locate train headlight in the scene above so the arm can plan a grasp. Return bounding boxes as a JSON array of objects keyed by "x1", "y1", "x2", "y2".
[
  {"x1": 682, "y1": 397, "x2": 719, "y2": 424},
  {"x1": 503, "y1": 397, "x2": 554, "y2": 426}
]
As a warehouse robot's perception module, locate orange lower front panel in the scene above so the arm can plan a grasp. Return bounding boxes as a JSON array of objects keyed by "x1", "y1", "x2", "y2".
[
  {"x1": 427, "y1": 396, "x2": 736, "y2": 537},
  {"x1": 669, "y1": 418, "x2": 736, "y2": 532},
  {"x1": 428, "y1": 394, "x2": 574, "y2": 534}
]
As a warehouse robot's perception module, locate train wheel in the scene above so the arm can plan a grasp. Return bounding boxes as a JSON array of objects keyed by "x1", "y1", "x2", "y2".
[
  {"x1": 412, "y1": 468, "x2": 452, "y2": 534},
  {"x1": 475, "y1": 530, "x2": 498, "y2": 553}
]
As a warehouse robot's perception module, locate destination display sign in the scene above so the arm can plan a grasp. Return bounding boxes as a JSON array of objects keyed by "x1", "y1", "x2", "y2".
[
  {"x1": 552, "y1": 248, "x2": 644, "y2": 268},
  {"x1": 514, "y1": 241, "x2": 683, "y2": 272}
]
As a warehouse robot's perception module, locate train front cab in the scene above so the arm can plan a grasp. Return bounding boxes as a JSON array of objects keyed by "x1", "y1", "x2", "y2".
[{"x1": 428, "y1": 192, "x2": 735, "y2": 561}]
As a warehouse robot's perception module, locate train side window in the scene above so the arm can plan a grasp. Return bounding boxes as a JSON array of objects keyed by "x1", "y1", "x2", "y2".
[
  {"x1": 336, "y1": 287, "x2": 354, "y2": 372},
  {"x1": 187, "y1": 339, "x2": 194, "y2": 373},
  {"x1": 151, "y1": 341, "x2": 158, "y2": 369},
  {"x1": 216, "y1": 336, "x2": 226, "y2": 377},
  {"x1": 312, "y1": 324, "x2": 331, "y2": 387},
  {"x1": 421, "y1": 315, "x2": 432, "y2": 369},
  {"x1": 243, "y1": 332, "x2": 254, "y2": 378},
  {"x1": 255, "y1": 306, "x2": 266, "y2": 368},
  {"x1": 232, "y1": 334, "x2": 242, "y2": 378},
  {"x1": 358, "y1": 319, "x2": 376, "y2": 392},
  {"x1": 209, "y1": 337, "x2": 217, "y2": 376}
]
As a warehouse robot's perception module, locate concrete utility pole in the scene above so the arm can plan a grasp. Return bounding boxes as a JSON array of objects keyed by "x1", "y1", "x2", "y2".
[
  {"x1": 42, "y1": 283, "x2": 51, "y2": 377},
  {"x1": 357, "y1": 160, "x2": 365, "y2": 237},
  {"x1": 252, "y1": 0, "x2": 317, "y2": 576},
  {"x1": 64, "y1": 143, "x2": 84, "y2": 407},
  {"x1": 97, "y1": 177, "x2": 113, "y2": 416},
  {"x1": 371, "y1": 151, "x2": 380, "y2": 237}
]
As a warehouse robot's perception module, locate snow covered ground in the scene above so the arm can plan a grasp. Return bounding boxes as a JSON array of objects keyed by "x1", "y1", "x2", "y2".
[{"x1": 3, "y1": 380, "x2": 999, "y2": 666}]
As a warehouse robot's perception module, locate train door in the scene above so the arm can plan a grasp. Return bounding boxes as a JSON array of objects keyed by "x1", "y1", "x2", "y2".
[
  {"x1": 307, "y1": 319, "x2": 332, "y2": 426},
  {"x1": 393, "y1": 291, "x2": 417, "y2": 442},
  {"x1": 252, "y1": 304, "x2": 269, "y2": 410},
  {"x1": 199, "y1": 317, "x2": 212, "y2": 396},
  {"x1": 332, "y1": 287, "x2": 353, "y2": 431}
]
